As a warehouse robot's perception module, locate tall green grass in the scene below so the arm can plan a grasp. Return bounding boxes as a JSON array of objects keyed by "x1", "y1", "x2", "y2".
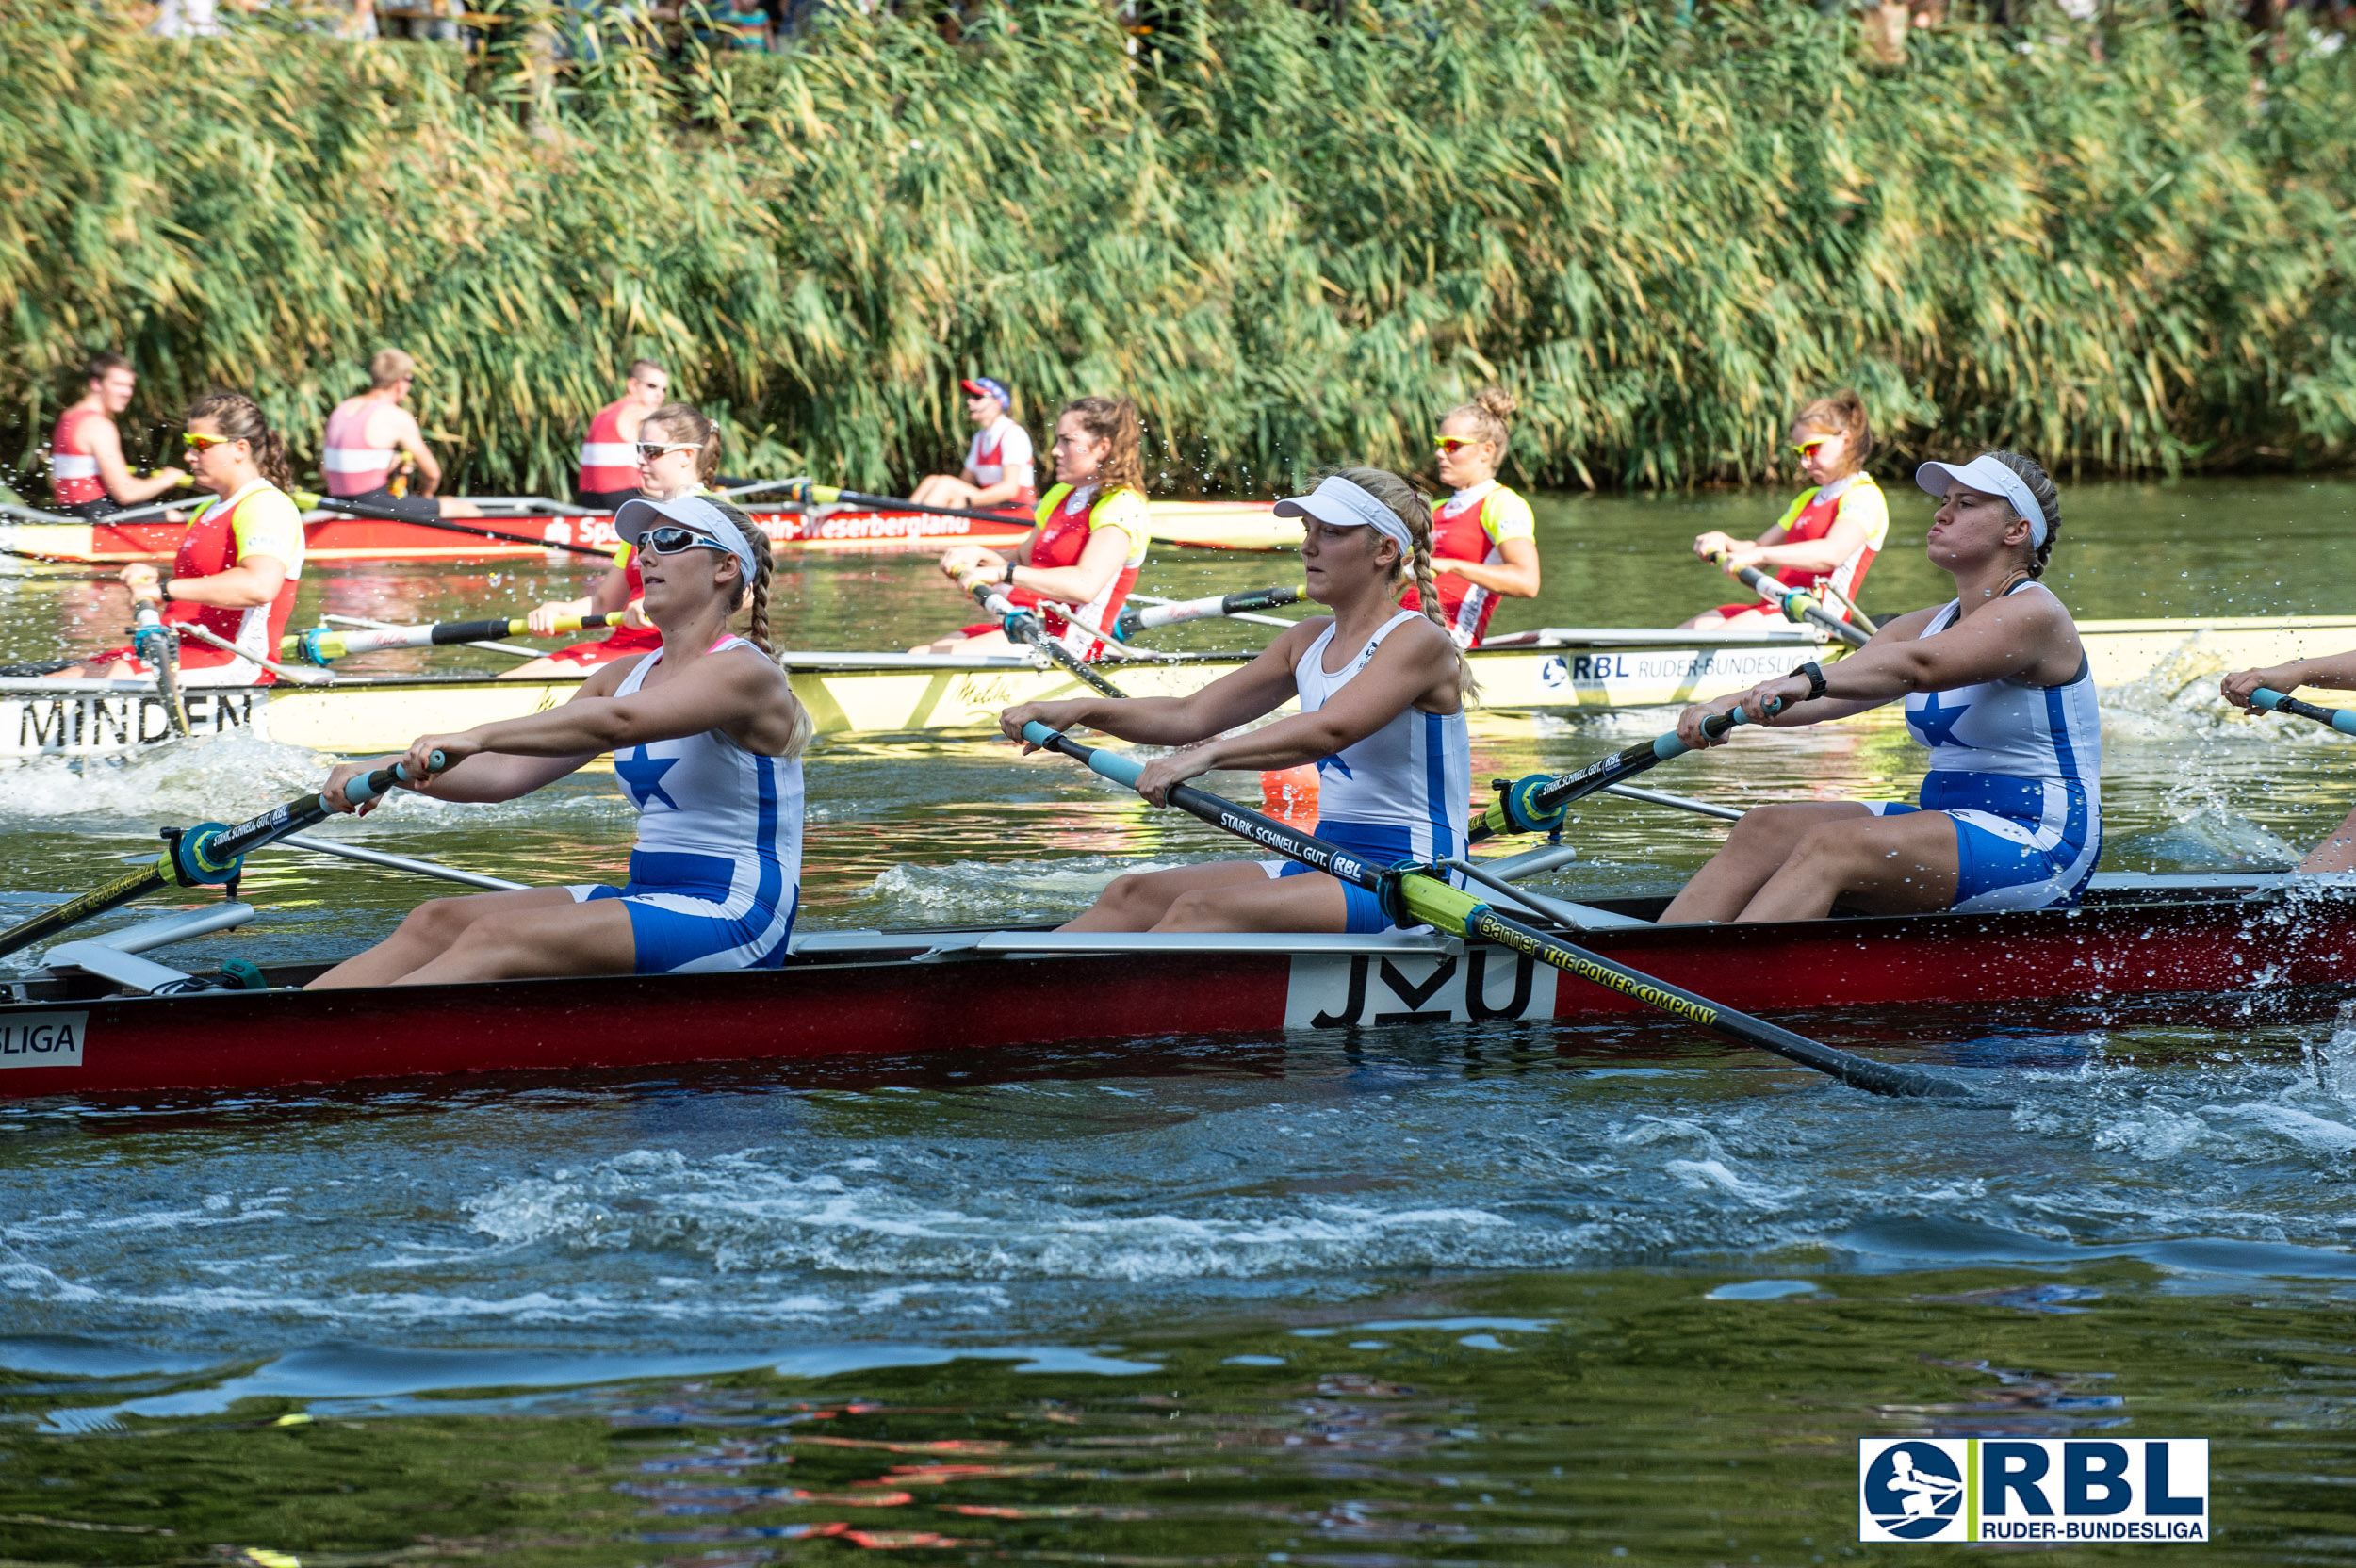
[{"x1": 3, "y1": 0, "x2": 2352, "y2": 497}]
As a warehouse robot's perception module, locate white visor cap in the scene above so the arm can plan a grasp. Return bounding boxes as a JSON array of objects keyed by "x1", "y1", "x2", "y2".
[
  {"x1": 1273, "y1": 475, "x2": 1416, "y2": 557},
  {"x1": 1914, "y1": 455, "x2": 2048, "y2": 549},
  {"x1": 614, "y1": 493, "x2": 764, "y2": 582}
]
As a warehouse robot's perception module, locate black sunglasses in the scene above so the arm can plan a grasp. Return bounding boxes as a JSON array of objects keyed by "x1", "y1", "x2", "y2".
[{"x1": 641, "y1": 525, "x2": 734, "y2": 558}]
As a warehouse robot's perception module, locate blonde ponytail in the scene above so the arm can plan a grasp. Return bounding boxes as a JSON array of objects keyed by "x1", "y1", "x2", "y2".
[
  {"x1": 709, "y1": 498, "x2": 810, "y2": 760},
  {"x1": 1333, "y1": 466, "x2": 1480, "y2": 702}
]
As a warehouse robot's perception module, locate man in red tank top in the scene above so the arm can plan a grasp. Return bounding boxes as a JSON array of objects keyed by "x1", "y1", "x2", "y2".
[
  {"x1": 577, "y1": 359, "x2": 670, "y2": 508},
  {"x1": 46, "y1": 352, "x2": 188, "y2": 519},
  {"x1": 909, "y1": 377, "x2": 1035, "y2": 514},
  {"x1": 319, "y1": 349, "x2": 483, "y2": 519}
]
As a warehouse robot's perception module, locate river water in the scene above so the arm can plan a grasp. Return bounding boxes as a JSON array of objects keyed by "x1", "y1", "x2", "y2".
[{"x1": 2, "y1": 478, "x2": 2353, "y2": 1564}]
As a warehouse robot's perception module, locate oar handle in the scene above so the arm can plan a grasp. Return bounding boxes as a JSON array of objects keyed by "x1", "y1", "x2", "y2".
[
  {"x1": 1707, "y1": 549, "x2": 1869, "y2": 649},
  {"x1": 342, "y1": 752, "x2": 446, "y2": 808},
  {"x1": 1120, "y1": 584, "x2": 1308, "y2": 634},
  {"x1": 1475, "y1": 704, "x2": 1771, "y2": 842},
  {"x1": 2251, "y1": 687, "x2": 2356, "y2": 735}
]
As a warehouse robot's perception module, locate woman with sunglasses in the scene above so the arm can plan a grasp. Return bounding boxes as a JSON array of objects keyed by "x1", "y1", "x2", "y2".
[
  {"x1": 1683, "y1": 391, "x2": 1887, "y2": 630},
  {"x1": 505, "y1": 404, "x2": 729, "y2": 678},
  {"x1": 1000, "y1": 468, "x2": 1473, "y2": 936},
  {"x1": 1661, "y1": 451, "x2": 2098, "y2": 923},
  {"x1": 1412, "y1": 385, "x2": 1540, "y2": 648},
  {"x1": 48, "y1": 391, "x2": 306, "y2": 686},
  {"x1": 311, "y1": 493, "x2": 810, "y2": 986},
  {"x1": 918, "y1": 395, "x2": 1149, "y2": 659}
]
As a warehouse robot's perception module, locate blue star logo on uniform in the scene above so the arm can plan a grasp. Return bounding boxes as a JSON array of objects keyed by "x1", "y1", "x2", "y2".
[
  {"x1": 1912, "y1": 692, "x2": 1976, "y2": 748},
  {"x1": 615, "y1": 747, "x2": 680, "y2": 810},
  {"x1": 1315, "y1": 754, "x2": 1354, "y2": 779}
]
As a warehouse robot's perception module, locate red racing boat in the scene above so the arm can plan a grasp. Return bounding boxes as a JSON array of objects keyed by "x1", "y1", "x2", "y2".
[{"x1": 0, "y1": 872, "x2": 2345, "y2": 1099}]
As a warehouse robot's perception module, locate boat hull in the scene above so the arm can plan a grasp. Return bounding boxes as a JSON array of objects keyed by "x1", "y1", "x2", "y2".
[
  {"x1": 0, "y1": 878, "x2": 2345, "y2": 1098},
  {"x1": 0, "y1": 498, "x2": 1280, "y2": 566}
]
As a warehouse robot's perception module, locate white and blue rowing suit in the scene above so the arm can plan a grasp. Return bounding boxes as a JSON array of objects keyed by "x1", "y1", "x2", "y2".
[
  {"x1": 1263, "y1": 608, "x2": 1472, "y2": 933},
  {"x1": 1866, "y1": 582, "x2": 2102, "y2": 911},
  {"x1": 566, "y1": 636, "x2": 802, "y2": 972}
]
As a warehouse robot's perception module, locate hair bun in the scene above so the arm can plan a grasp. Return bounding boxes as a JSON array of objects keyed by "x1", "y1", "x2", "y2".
[{"x1": 1473, "y1": 384, "x2": 1518, "y2": 423}]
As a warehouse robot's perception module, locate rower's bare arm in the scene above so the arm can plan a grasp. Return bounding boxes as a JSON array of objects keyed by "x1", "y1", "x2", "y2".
[
  {"x1": 85, "y1": 418, "x2": 188, "y2": 505},
  {"x1": 1742, "y1": 512, "x2": 1869, "y2": 576},
  {"x1": 157, "y1": 553, "x2": 287, "y2": 610},
  {"x1": 463, "y1": 649, "x2": 797, "y2": 760},
  {"x1": 1438, "y1": 534, "x2": 1540, "y2": 598},
  {"x1": 1000, "y1": 622, "x2": 1317, "y2": 747},
  {"x1": 1844, "y1": 589, "x2": 2080, "y2": 694},
  {"x1": 1008, "y1": 525, "x2": 1133, "y2": 605},
  {"x1": 1194, "y1": 619, "x2": 1459, "y2": 772},
  {"x1": 2222, "y1": 650, "x2": 2356, "y2": 707},
  {"x1": 1674, "y1": 608, "x2": 1943, "y2": 745},
  {"x1": 392, "y1": 410, "x2": 443, "y2": 495}
]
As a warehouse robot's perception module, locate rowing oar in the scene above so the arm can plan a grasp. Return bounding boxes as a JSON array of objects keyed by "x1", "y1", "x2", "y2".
[
  {"x1": 967, "y1": 580, "x2": 1125, "y2": 698},
  {"x1": 1471, "y1": 707, "x2": 1774, "y2": 843},
  {"x1": 794, "y1": 482, "x2": 1031, "y2": 526},
  {"x1": 1115, "y1": 584, "x2": 1307, "y2": 638},
  {"x1": 2251, "y1": 687, "x2": 2356, "y2": 735},
  {"x1": 130, "y1": 602, "x2": 189, "y2": 737},
  {"x1": 1708, "y1": 550, "x2": 1870, "y2": 649},
  {"x1": 0, "y1": 753, "x2": 443, "y2": 963},
  {"x1": 291, "y1": 491, "x2": 619, "y2": 562},
  {"x1": 282, "y1": 613, "x2": 616, "y2": 665},
  {"x1": 1021, "y1": 721, "x2": 1976, "y2": 1102}
]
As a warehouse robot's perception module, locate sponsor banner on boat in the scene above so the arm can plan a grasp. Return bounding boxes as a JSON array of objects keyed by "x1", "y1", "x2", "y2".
[
  {"x1": 6, "y1": 689, "x2": 258, "y2": 758},
  {"x1": 1857, "y1": 1438, "x2": 2209, "y2": 1544},
  {"x1": 1535, "y1": 645, "x2": 1813, "y2": 697},
  {"x1": 1284, "y1": 947, "x2": 1557, "y2": 1027},
  {"x1": 0, "y1": 1011, "x2": 87, "y2": 1070}
]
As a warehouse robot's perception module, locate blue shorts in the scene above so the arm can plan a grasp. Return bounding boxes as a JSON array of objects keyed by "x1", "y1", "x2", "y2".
[
  {"x1": 1867, "y1": 772, "x2": 2099, "y2": 913},
  {"x1": 569, "y1": 850, "x2": 798, "y2": 973},
  {"x1": 1262, "y1": 820, "x2": 1457, "y2": 935}
]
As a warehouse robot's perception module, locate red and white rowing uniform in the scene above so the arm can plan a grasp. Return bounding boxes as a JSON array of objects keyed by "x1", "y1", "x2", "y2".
[
  {"x1": 1709, "y1": 471, "x2": 1889, "y2": 623},
  {"x1": 578, "y1": 399, "x2": 639, "y2": 498},
  {"x1": 87, "y1": 480, "x2": 306, "y2": 685},
  {"x1": 958, "y1": 482, "x2": 1150, "y2": 658},
  {"x1": 1399, "y1": 481, "x2": 1536, "y2": 648},
  {"x1": 321, "y1": 396, "x2": 399, "y2": 497},
  {"x1": 963, "y1": 416, "x2": 1036, "y2": 507},
  {"x1": 539, "y1": 541, "x2": 666, "y2": 668},
  {"x1": 48, "y1": 407, "x2": 107, "y2": 511}
]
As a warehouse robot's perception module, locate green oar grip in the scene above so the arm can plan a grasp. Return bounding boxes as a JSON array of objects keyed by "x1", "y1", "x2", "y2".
[{"x1": 2252, "y1": 687, "x2": 2356, "y2": 736}]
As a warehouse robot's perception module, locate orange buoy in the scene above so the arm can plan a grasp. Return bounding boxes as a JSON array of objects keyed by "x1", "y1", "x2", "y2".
[{"x1": 1261, "y1": 764, "x2": 1320, "y2": 826}]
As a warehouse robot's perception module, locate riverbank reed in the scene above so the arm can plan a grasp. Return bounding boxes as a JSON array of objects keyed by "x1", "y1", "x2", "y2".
[{"x1": 4, "y1": 0, "x2": 2353, "y2": 496}]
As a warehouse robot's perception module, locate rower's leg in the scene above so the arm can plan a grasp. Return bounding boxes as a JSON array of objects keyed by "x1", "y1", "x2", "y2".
[
  {"x1": 2298, "y1": 807, "x2": 2356, "y2": 872},
  {"x1": 305, "y1": 888, "x2": 580, "y2": 988},
  {"x1": 1734, "y1": 810, "x2": 1962, "y2": 923},
  {"x1": 385, "y1": 898, "x2": 638, "y2": 985},
  {"x1": 1660, "y1": 802, "x2": 1870, "y2": 923},
  {"x1": 911, "y1": 476, "x2": 981, "y2": 508},
  {"x1": 1061, "y1": 859, "x2": 1274, "y2": 932},
  {"x1": 1152, "y1": 869, "x2": 1352, "y2": 934}
]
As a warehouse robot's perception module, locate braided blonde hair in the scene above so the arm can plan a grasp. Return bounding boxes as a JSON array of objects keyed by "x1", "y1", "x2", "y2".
[
  {"x1": 1333, "y1": 466, "x2": 1480, "y2": 701},
  {"x1": 707, "y1": 498, "x2": 810, "y2": 760}
]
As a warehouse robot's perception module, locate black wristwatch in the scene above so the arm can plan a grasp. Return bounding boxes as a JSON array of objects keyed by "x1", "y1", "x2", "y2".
[
  {"x1": 1796, "y1": 660, "x2": 1828, "y2": 702},
  {"x1": 1001, "y1": 561, "x2": 1017, "y2": 585}
]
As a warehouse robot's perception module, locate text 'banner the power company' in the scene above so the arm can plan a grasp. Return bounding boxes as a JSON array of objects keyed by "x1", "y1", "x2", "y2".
[{"x1": 1859, "y1": 1438, "x2": 2209, "y2": 1544}]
